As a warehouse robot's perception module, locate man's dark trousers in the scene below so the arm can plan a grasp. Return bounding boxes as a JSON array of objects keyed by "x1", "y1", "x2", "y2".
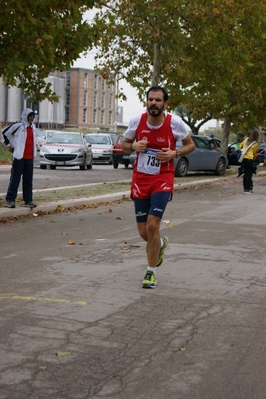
[{"x1": 6, "y1": 158, "x2": 34, "y2": 202}]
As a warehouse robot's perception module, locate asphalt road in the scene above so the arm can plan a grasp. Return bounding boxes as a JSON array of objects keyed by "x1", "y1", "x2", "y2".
[
  {"x1": 1, "y1": 173, "x2": 266, "y2": 398},
  {"x1": 0, "y1": 153, "x2": 243, "y2": 194},
  {"x1": 0, "y1": 157, "x2": 134, "y2": 194}
]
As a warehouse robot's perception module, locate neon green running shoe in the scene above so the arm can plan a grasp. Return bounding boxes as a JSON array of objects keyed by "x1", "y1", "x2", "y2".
[
  {"x1": 142, "y1": 270, "x2": 157, "y2": 289},
  {"x1": 156, "y1": 236, "x2": 168, "y2": 267}
]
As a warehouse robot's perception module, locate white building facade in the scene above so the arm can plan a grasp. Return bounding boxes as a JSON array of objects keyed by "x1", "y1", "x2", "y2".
[{"x1": 0, "y1": 71, "x2": 66, "y2": 129}]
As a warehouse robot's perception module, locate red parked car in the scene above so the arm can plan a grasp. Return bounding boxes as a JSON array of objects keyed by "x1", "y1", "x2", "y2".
[{"x1": 112, "y1": 134, "x2": 131, "y2": 169}]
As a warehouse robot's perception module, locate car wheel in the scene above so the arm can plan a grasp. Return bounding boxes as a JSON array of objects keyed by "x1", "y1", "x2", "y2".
[
  {"x1": 175, "y1": 158, "x2": 188, "y2": 177},
  {"x1": 40, "y1": 164, "x2": 46, "y2": 169},
  {"x1": 214, "y1": 157, "x2": 226, "y2": 175},
  {"x1": 125, "y1": 161, "x2": 129, "y2": 168},
  {"x1": 50, "y1": 165, "x2": 56, "y2": 170},
  {"x1": 113, "y1": 160, "x2": 119, "y2": 169}
]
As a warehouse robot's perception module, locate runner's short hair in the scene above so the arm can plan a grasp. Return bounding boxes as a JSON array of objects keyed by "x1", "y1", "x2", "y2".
[{"x1": 146, "y1": 86, "x2": 169, "y2": 102}]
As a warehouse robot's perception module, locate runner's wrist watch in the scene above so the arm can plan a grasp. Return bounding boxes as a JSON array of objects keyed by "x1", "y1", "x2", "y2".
[{"x1": 175, "y1": 149, "x2": 180, "y2": 158}]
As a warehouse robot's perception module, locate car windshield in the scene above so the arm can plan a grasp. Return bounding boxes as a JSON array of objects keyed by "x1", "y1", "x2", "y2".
[
  {"x1": 47, "y1": 134, "x2": 83, "y2": 144},
  {"x1": 87, "y1": 135, "x2": 111, "y2": 145},
  {"x1": 193, "y1": 137, "x2": 210, "y2": 149},
  {"x1": 46, "y1": 131, "x2": 56, "y2": 139}
]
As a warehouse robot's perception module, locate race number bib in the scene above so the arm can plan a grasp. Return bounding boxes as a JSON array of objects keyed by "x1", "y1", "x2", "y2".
[{"x1": 137, "y1": 148, "x2": 161, "y2": 175}]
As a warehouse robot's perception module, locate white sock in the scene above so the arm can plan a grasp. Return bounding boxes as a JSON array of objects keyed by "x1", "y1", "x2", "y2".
[
  {"x1": 147, "y1": 266, "x2": 156, "y2": 275},
  {"x1": 160, "y1": 237, "x2": 163, "y2": 248}
]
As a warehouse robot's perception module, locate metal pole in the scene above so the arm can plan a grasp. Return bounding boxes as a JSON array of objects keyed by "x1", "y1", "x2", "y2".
[{"x1": 114, "y1": 75, "x2": 119, "y2": 133}]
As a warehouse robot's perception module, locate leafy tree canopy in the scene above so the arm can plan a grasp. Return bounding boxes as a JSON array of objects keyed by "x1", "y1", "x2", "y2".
[
  {"x1": 92, "y1": 0, "x2": 266, "y2": 146},
  {"x1": 0, "y1": 0, "x2": 96, "y2": 102}
]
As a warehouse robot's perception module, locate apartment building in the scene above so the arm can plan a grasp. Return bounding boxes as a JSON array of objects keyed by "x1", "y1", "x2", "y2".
[
  {"x1": 65, "y1": 68, "x2": 122, "y2": 130},
  {"x1": 0, "y1": 68, "x2": 122, "y2": 130}
]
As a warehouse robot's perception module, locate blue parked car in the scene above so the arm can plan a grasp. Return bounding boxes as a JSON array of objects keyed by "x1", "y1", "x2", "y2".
[{"x1": 129, "y1": 135, "x2": 228, "y2": 177}]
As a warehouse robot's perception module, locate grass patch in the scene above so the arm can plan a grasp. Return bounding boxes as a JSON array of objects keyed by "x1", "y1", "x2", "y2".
[
  {"x1": 0, "y1": 181, "x2": 131, "y2": 207},
  {"x1": 0, "y1": 143, "x2": 12, "y2": 164}
]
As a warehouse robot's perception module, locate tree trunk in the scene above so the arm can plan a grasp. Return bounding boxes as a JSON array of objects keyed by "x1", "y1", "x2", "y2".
[
  {"x1": 221, "y1": 116, "x2": 231, "y2": 154},
  {"x1": 151, "y1": 43, "x2": 160, "y2": 86}
]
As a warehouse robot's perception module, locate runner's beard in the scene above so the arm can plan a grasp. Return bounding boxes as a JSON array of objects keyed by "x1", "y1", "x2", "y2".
[{"x1": 147, "y1": 106, "x2": 164, "y2": 117}]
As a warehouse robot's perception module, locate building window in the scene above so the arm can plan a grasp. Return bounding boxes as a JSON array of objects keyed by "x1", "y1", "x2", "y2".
[
  {"x1": 93, "y1": 92, "x2": 97, "y2": 107},
  {"x1": 109, "y1": 111, "x2": 112, "y2": 124},
  {"x1": 94, "y1": 74, "x2": 98, "y2": 89},
  {"x1": 93, "y1": 109, "x2": 97, "y2": 123},
  {"x1": 66, "y1": 71, "x2": 70, "y2": 87},
  {"x1": 83, "y1": 90, "x2": 87, "y2": 106},
  {"x1": 66, "y1": 89, "x2": 70, "y2": 106},
  {"x1": 109, "y1": 93, "x2": 113, "y2": 109},
  {"x1": 84, "y1": 73, "x2": 88, "y2": 88},
  {"x1": 83, "y1": 108, "x2": 87, "y2": 123},
  {"x1": 101, "y1": 110, "x2": 104, "y2": 124},
  {"x1": 101, "y1": 79, "x2": 105, "y2": 90},
  {"x1": 101, "y1": 93, "x2": 105, "y2": 108}
]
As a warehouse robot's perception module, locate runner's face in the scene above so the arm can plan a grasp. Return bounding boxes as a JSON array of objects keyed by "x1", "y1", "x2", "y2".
[{"x1": 147, "y1": 90, "x2": 166, "y2": 117}]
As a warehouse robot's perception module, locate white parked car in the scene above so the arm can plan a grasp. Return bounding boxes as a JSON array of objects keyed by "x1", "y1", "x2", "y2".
[
  {"x1": 85, "y1": 133, "x2": 113, "y2": 164},
  {"x1": 39, "y1": 131, "x2": 92, "y2": 170}
]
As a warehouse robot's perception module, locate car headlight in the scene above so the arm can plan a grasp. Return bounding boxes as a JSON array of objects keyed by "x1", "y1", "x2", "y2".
[
  {"x1": 40, "y1": 146, "x2": 50, "y2": 154},
  {"x1": 71, "y1": 148, "x2": 83, "y2": 153}
]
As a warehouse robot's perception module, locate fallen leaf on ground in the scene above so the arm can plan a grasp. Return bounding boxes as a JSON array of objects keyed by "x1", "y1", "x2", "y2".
[
  {"x1": 104, "y1": 209, "x2": 113, "y2": 214},
  {"x1": 55, "y1": 351, "x2": 71, "y2": 357}
]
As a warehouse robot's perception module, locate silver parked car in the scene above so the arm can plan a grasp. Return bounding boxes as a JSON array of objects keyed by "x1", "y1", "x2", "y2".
[
  {"x1": 36, "y1": 130, "x2": 57, "y2": 151},
  {"x1": 39, "y1": 131, "x2": 92, "y2": 170},
  {"x1": 85, "y1": 133, "x2": 113, "y2": 164},
  {"x1": 129, "y1": 135, "x2": 228, "y2": 177}
]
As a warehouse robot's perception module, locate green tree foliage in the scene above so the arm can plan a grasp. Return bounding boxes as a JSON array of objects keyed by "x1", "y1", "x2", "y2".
[
  {"x1": 92, "y1": 0, "x2": 266, "y2": 149},
  {"x1": 92, "y1": 0, "x2": 188, "y2": 100},
  {"x1": 0, "y1": 0, "x2": 96, "y2": 102},
  {"x1": 172, "y1": 0, "x2": 266, "y2": 147}
]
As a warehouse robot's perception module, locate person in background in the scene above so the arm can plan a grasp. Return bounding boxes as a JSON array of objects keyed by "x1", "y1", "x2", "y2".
[
  {"x1": 122, "y1": 86, "x2": 195, "y2": 289},
  {"x1": 240, "y1": 128, "x2": 259, "y2": 194},
  {"x1": 2, "y1": 108, "x2": 37, "y2": 208}
]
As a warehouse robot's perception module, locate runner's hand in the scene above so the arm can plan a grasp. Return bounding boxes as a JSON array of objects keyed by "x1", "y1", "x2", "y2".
[
  {"x1": 136, "y1": 138, "x2": 149, "y2": 152},
  {"x1": 156, "y1": 147, "x2": 176, "y2": 163}
]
